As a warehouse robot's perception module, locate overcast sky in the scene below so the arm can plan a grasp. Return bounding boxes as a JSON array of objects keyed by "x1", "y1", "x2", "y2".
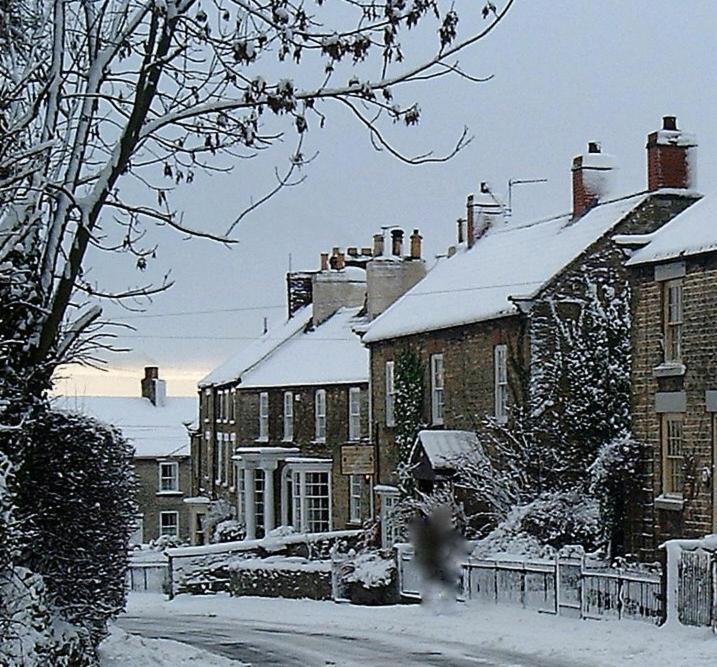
[{"x1": 54, "y1": 1, "x2": 717, "y2": 398}]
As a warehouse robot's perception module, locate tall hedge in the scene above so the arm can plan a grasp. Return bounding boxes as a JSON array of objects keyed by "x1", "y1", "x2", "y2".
[{"x1": 14, "y1": 410, "x2": 137, "y2": 644}]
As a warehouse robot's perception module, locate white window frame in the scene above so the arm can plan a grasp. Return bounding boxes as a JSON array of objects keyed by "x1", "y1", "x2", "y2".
[
  {"x1": 229, "y1": 388, "x2": 236, "y2": 423},
  {"x1": 159, "y1": 511, "x2": 179, "y2": 538},
  {"x1": 216, "y1": 433, "x2": 224, "y2": 484},
  {"x1": 494, "y1": 344, "x2": 509, "y2": 423},
  {"x1": 349, "y1": 474, "x2": 363, "y2": 523},
  {"x1": 283, "y1": 463, "x2": 332, "y2": 533},
  {"x1": 664, "y1": 279, "x2": 683, "y2": 363},
  {"x1": 431, "y1": 354, "x2": 444, "y2": 425},
  {"x1": 662, "y1": 414, "x2": 684, "y2": 497},
  {"x1": 258, "y1": 392, "x2": 269, "y2": 440},
  {"x1": 315, "y1": 389, "x2": 326, "y2": 442},
  {"x1": 348, "y1": 387, "x2": 361, "y2": 441},
  {"x1": 283, "y1": 391, "x2": 294, "y2": 441},
  {"x1": 158, "y1": 461, "x2": 179, "y2": 492},
  {"x1": 385, "y1": 361, "x2": 395, "y2": 427}
]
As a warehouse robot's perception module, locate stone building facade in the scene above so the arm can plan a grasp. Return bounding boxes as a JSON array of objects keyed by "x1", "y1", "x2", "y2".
[
  {"x1": 626, "y1": 190, "x2": 717, "y2": 560},
  {"x1": 362, "y1": 117, "x2": 700, "y2": 550},
  {"x1": 189, "y1": 230, "x2": 426, "y2": 544}
]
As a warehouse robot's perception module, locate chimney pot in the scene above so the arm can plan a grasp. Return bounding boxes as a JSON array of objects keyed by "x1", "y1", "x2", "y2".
[
  {"x1": 335, "y1": 251, "x2": 345, "y2": 270},
  {"x1": 372, "y1": 233, "x2": 384, "y2": 257},
  {"x1": 409, "y1": 229, "x2": 422, "y2": 259},
  {"x1": 141, "y1": 367, "x2": 160, "y2": 405},
  {"x1": 588, "y1": 141, "x2": 601, "y2": 154},
  {"x1": 320, "y1": 252, "x2": 329, "y2": 271},
  {"x1": 361, "y1": 246, "x2": 372, "y2": 256},
  {"x1": 663, "y1": 115, "x2": 677, "y2": 131},
  {"x1": 391, "y1": 229, "x2": 404, "y2": 257},
  {"x1": 347, "y1": 246, "x2": 358, "y2": 257},
  {"x1": 457, "y1": 218, "x2": 465, "y2": 244}
]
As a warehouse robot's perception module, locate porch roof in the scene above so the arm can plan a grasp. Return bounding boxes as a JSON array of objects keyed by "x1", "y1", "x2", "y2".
[{"x1": 410, "y1": 429, "x2": 481, "y2": 470}]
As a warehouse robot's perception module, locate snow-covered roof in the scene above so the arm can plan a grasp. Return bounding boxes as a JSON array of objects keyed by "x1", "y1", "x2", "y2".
[
  {"x1": 627, "y1": 190, "x2": 713, "y2": 266},
  {"x1": 53, "y1": 395, "x2": 195, "y2": 458},
  {"x1": 199, "y1": 305, "x2": 312, "y2": 388},
  {"x1": 240, "y1": 307, "x2": 368, "y2": 388},
  {"x1": 363, "y1": 194, "x2": 653, "y2": 343},
  {"x1": 411, "y1": 429, "x2": 480, "y2": 469}
]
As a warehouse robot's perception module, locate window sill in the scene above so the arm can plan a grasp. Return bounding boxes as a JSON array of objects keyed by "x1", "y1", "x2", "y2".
[
  {"x1": 311, "y1": 439, "x2": 326, "y2": 445},
  {"x1": 156, "y1": 491, "x2": 183, "y2": 497},
  {"x1": 655, "y1": 495, "x2": 684, "y2": 511},
  {"x1": 653, "y1": 362, "x2": 686, "y2": 378},
  {"x1": 347, "y1": 519, "x2": 363, "y2": 527},
  {"x1": 255, "y1": 437, "x2": 269, "y2": 443}
]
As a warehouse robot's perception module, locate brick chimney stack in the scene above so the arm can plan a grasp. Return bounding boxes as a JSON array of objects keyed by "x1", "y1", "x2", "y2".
[
  {"x1": 646, "y1": 116, "x2": 697, "y2": 191},
  {"x1": 141, "y1": 366, "x2": 166, "y2": 406},
  {"x1": 572, "y1": 141, "x2": 615, "y2": 219},
  {"x1": 467, "y1": 183, "x2": 504, "y2": 247},
  {"x1": 391, "y1": 229, "x2": 404, "y2": 257}
]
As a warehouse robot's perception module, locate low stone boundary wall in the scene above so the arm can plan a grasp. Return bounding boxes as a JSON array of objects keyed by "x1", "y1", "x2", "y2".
[{"x1": 167, "y1": 530, "x2": 361, "y2": 597}]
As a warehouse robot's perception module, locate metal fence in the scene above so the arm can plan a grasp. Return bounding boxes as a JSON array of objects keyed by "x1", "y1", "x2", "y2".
[{"x1": 396, "y1": 544, "x2": 663, "y2": 625}]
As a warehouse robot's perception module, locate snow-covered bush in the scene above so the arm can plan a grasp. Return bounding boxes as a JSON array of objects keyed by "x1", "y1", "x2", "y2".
[
  {"x1": 473, "y1": 491, "x2": 602, "y2": 559},
  {"x1": 212, "y1": 519, "x2": 246, "y2": 544},
  {"x1": 14, "y1": 410, "x2": 136, "y2": 644},
  {"x1": 149, "y1": 534, "x2": 184, "y2": 550},
  {"x1": 341, "y1": 551, "x2": 396, "y2": 589}
]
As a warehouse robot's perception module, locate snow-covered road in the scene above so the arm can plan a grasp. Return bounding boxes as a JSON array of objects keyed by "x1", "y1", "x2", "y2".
[
  {"x1": 118, "y1": 593, "x2": 717, "y2": 667},
  {"x1": 117, "y1": 612, "x2": 584, "y2": 667}
]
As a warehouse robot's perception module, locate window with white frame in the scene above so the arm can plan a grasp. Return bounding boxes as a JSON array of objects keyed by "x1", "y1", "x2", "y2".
[
  {"x1": 229, "y1": 388, "x2": 236, "y2": 422},
  {"x1": 216, "y1": 433, "x2": 224, "y2": 484},
  {"x1": 431, "y1": 354, "x2": 444, "y2": 425},
  {"x1": 349, "y1": 475, "x2": 364, "y2": 523},
  {"x1": 662, "y1": 414, "x2": 684, "y2": 497},
  {"x1": 385, "y1": 361, "x2": 395, "y2": 427},
  {"x1": 348, "y1": 387, "x2": 361, "y2": 441},
  {"x1": 315, "y1": 389, "x2": 326, "y2": 442},
  {"x1": 229, "y1": 433, "x2": 236, "y2": 488},
  {"x1": 283, "y1": 391, "x2": 294, "y2": 441},
  {"x1": 158, "y1": 461, "x2": 179, "y2": 492},
  {"x1": 259, "y1": 392, "x2": 269, "y2": 439},
  {"x1": 159, "y1": 511, "x2": 179, "y2": 537},
  {"x1": 664, "y1": 279, "x2": 683, "y2": 363},
  {"x1": 378, "y1": 489, "x2": 401, "y2": 548},
  {"x1": 286, "y1": 465, "x2": 332, "y2": 533},
  {"x1": 494, "y1": 345, "x2": 508, "y2": 423}
]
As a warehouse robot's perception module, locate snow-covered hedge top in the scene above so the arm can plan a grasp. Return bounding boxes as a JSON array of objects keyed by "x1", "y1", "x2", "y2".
[
  {"x1": 166, "y1": 529, "x2": 361, "y2": 558},
  {"x1": 227, "y1": 556, "x2": 331, "y2": 573},
  {"x1": 341, "y1": 552, "x2": 395, "y2": 589}
]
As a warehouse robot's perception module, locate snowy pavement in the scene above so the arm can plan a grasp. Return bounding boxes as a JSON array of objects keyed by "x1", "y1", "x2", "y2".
[{"x1": 117, "y1": 593, "x2": 717, "y2": 667}]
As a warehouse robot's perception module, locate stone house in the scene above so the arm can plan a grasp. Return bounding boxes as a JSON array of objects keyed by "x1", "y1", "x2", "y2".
[
  {"x1": 189, "y1": 232, "x2": 426, "y2": 543},
  {"x1": 361, "y1": 117, "x2": 700, "y2": 547},
  {"x1": 625, "y1": 188, "x2": 717, "y2": 560},
  {"x1": 56, "y1": 367, "x2": 196, "y2": 544}
]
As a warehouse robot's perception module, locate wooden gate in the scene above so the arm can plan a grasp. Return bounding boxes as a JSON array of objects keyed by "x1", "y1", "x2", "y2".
[{"x1": 678, "y1": 548, "x2": 715, "y2": 627}]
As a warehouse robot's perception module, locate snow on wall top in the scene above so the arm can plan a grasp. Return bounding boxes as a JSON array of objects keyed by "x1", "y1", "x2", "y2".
[
  {"x1": 627, "y1": 190, "x2": 714, "y2": 266},
  {"x1": 199, "y1": 305, "x2": 312, "y2": 388},
  {"x1": 362, "y1": 193, "x2": 648, "y2": 343},
  {"x1": 239, "y1": 306, "x2": 368, "y2": 388},
  {"x1": 412, "y1": 429, "x2": 480, "y2": 469},
  {"x1": 53, "y1": 395, "x2": 196, "y2": 458}
]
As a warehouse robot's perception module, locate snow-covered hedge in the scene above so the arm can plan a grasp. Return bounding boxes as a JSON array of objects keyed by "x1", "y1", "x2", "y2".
[{"x1": 473, "y1": 491, "x2": 602, "y2": 559}]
